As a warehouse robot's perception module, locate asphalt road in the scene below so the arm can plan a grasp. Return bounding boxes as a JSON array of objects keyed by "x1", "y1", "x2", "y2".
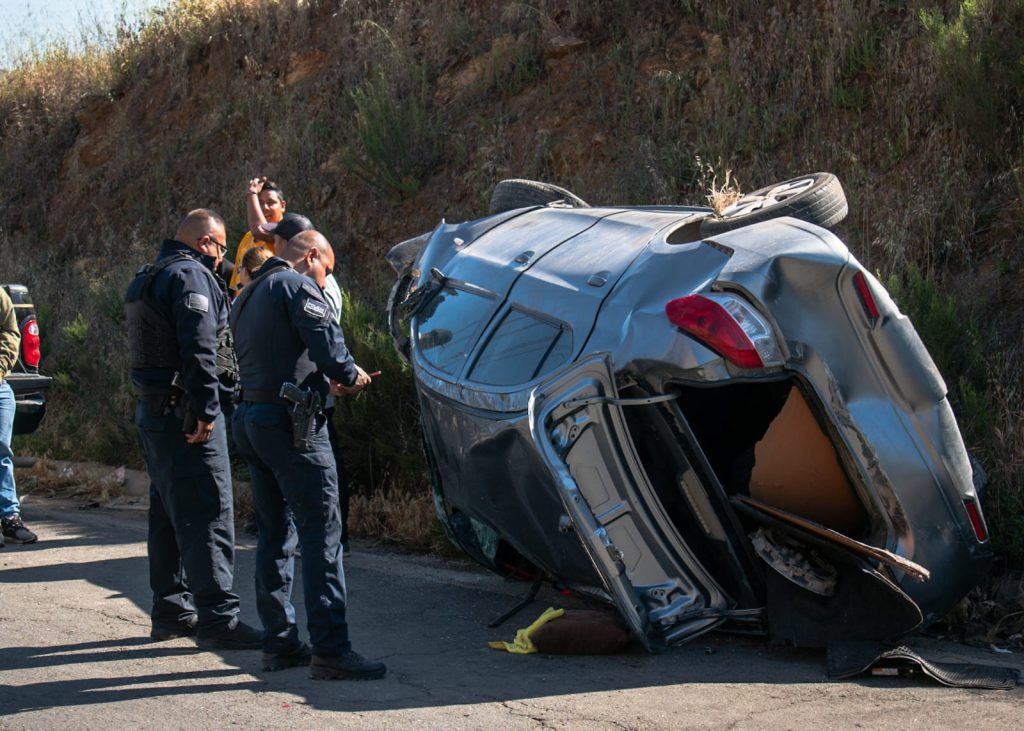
[{"x1": 0, "y1": 497, "x2": 1021, "y2": 730}]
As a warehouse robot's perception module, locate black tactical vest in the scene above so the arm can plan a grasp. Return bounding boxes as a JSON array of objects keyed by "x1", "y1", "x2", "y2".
[
  {"x1": 125, "y1": 254, "x2": 239, "y2": 384},
  {"x1": 125, "y1": 254, "x2": 187, "y2": 370}
]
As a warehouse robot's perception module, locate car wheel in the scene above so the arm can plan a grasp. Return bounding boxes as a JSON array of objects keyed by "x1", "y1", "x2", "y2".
[
  {"x1": 488, "y1": 179, "x2": 589, "y2": 215},
  {"x1": 387, "y1": 272, "x2": 415, "y2": 364},
  {"x1": 698, "y1": 172, "x2": 848, "y2": 236}
]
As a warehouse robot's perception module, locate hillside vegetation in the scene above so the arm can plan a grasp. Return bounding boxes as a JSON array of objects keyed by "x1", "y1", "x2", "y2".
[{"x1": 1, "y1": 0, "x2": 1022, "y2": 562}]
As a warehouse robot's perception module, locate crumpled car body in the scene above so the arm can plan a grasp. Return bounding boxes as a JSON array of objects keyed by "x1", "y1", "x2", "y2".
[{"x1": 386, "y1": 193, "x2": 992, "y2": 651}]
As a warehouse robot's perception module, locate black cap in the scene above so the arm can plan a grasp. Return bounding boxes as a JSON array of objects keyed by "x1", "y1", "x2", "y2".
[{"x1": 259, "y1": 212, "x2": 314, "y2": 241}]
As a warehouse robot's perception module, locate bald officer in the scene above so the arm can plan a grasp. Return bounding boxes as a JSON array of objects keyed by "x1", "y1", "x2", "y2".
[
  {"x1": 126, "y1": 209, "x2": 261, "y2": 650},
  {"x1": 230, "y1": 230, "x2": 385, "y2": 680}
]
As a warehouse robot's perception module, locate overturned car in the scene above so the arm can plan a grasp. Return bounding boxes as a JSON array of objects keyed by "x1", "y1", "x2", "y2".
[{"x1": 386, "y1": 174, "x2": 992, "y2": 652}]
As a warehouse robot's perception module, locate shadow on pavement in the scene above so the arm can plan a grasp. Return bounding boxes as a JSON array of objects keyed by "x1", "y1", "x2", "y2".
[{"x1": 0, "y1": 505, "x2": 878, "y2": 717}]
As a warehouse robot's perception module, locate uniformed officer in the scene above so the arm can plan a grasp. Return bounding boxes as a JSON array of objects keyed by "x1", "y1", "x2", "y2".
[
  {"x1": 125, "y1": 209, "x2": 261, "y2": 649},
  {"x1": 230, "y1": 229, "x2": 385, "y2": 680}
]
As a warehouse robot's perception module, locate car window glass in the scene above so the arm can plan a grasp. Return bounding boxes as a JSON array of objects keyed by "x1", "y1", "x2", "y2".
[
  {"x1": 470, "y1": 309, "x2": 571, "y2": 386},
  {"x1": 416, "y1": 286, "x2": 494, "y2": 375}
]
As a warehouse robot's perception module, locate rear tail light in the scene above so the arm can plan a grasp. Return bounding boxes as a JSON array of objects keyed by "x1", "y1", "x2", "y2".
[
  {"x1": 963, "y1": 499, "x2": 988, "y2": 542},
  {"x1": 665, "y1": 293, "x2": 782, "y2": 368},
  {"x1": 853, "y1": 271, "x2": 880, "y2": 322},
  {"x1": 21, "y1": 318, "x2": 40, "y2": 368}
]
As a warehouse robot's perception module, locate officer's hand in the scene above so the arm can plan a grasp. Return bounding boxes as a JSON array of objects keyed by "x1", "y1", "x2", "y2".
[
  {"x1": 330, "y1": 379, "x2": 355, "y2": 396},
  {"x1": 186, "y1": 419, "x2": 215, "y2": 444},
  {"x1": 247, "y1": 176, "x2": 266, "y2": 195},
  {"x1": 353, "y1": 365, "x2": 372, "y2": 388},
  {"x1": 331, "y1": 367, "x2": 372, "y2": 397}
]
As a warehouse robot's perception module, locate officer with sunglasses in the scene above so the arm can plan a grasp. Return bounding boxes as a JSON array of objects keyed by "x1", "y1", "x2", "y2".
[{"x1": 125, "y1": 208, "x2": 260, "y2": 650}]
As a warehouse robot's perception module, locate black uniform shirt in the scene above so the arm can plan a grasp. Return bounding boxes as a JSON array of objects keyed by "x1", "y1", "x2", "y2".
[
  {"x1": 129, "y1": 239, "x2": 228, "y2": 422},
  {"x1": 230, "y1": 257, "x2": 359, "y2": 397}
]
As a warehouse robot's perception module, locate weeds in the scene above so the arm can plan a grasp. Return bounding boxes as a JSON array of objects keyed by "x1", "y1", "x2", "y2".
[
  {"x1": 920, "y1": 0, "x2": 1024, "y2": 149},
  {"x1": 699, "y1": 159, "x2": 742, "y2": 215},
  {"x1": 1, "y1": 0, "x2": 1023, "y2": 567},
  {"x1": 345, "y1": 71, "x2": 442, "y2": 201},
  {"x1": 479, "y1": 35, "x2": 545, "y2": 98}
]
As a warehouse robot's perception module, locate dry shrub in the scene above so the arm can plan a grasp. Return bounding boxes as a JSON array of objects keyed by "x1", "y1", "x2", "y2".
[
  {"x1": 347, "y1": 488, "x2": 440, "y2": 550},
  {"x1": 18, "y1": 458, "x2": 129, "y2": 503},
  {"x1": 704, "y1": 167, "x2": 742, "y2": 216}
]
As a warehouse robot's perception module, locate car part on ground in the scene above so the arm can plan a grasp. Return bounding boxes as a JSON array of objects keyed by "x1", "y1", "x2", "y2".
[
  {"x1": 1, "y1": 284, "x2": 52, "y2": 435},
  {"x1": 385, "y1": 174, "x2": 991, "y2": 655}
]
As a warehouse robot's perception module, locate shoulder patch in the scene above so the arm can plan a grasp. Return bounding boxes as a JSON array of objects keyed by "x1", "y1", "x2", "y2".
[
  {"x1": 186, "y1": 292, "x2": 210, "y2": 313},
  {"x1": 302, "y1": 298, "x2": 329, "y2": 320}
]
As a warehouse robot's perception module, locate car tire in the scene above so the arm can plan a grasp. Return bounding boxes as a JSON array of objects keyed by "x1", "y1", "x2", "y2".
[
  {"x1": 698, "y1": 172, "x2": 848, "y2": 236},
  {"x1": 387, "y1": 272, "x2": 415, "y2": 365},
  {"x1": 489, "y1": 179, "x2": 589, "y2": 215}
]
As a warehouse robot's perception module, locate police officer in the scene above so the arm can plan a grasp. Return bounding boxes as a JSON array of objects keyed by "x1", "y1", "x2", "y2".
[
  {"x1": 125, "y1": 209, "x2": 261, "y2": 649},
  {"x1": 230, "y1": 229, "x2": 385, "y2": 680}
]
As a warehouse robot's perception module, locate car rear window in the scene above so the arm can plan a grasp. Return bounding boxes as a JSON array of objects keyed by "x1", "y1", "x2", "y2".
[
  {"x1": 416, "y1": 286, "x2": 495, "y2": 375},
  {"x1": 469, "y1": 309, "x2": 571, "y2": 386}
]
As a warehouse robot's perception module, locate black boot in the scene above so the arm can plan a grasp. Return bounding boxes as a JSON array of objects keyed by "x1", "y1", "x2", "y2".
[
  {"x1": 195, "y1": 619, "x2": 263, "y2": 650},
  {"x1": 262, "y1": 642, "x2": 313, "y2": 671},
  {"x1": 309, "y1": 650, "x2": 386, "y2": 680}
]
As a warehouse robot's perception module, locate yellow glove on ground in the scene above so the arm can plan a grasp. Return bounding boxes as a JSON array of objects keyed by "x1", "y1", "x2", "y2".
[{"x1": 488, "y1": 607, "x2": 565, "y2": 654}]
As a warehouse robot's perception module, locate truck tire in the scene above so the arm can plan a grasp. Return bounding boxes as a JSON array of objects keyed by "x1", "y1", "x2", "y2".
[
  {"x1": 489, "y1": 179, "x2": 589, "y2": 215},
  {"x1": 699, "y1": 172, "x2": 848, "y2": 236}
]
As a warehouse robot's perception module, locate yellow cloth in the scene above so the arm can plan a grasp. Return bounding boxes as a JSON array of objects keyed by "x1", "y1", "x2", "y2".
[
  {"x1": 229, "y1": 231, "x2": 274, "y2": 293},
  {"x1": 488, "y1": 607, "x2": 564, "y2": 654}
]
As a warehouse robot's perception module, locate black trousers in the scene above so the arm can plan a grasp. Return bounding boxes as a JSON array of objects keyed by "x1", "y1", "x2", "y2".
[
  {"x1": 135, "y1": 400, "x2": 240, "y2": 629},
  {"x1": 324, "y1": 406, "x2": 350, "y2": 545}
]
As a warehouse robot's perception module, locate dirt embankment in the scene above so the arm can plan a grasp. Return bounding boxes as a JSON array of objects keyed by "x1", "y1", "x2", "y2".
[{"x1": 0, "y1": 1, "x2": 1021, "y2": 568}]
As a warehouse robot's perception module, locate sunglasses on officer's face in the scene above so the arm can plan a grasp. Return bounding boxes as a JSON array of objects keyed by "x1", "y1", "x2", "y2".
[{"x1": 199, "y1": 235, "x2": 227, "y2": 256}]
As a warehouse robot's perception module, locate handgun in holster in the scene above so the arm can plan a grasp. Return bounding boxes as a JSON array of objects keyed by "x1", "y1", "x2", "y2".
[
  {"x1": 171, "y1": 372, "x2": 198, "y2": 435},
  {"x1": 279, "y1": 382, "x2": 322, "y2": 450}
]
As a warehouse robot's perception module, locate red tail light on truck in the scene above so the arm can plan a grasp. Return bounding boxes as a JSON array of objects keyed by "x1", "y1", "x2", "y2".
[{"x1": 21, "y1": 318, "x2": 40, "y2": 368}]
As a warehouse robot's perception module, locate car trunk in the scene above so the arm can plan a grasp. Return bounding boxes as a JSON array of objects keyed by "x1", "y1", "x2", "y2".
[
  {"x1": 618, "y1": 375, "x2": 925, "y2": 647},
  {"x1": 667, "y1": 379, "x2": 869, "y2": 539}
]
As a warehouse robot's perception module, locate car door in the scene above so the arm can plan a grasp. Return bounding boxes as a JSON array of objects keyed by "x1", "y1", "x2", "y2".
[{"x1": 529, "y1": 352, "x2": 732, "y2": 649}]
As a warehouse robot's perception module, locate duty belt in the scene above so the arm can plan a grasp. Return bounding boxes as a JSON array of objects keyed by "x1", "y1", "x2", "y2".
[{"x1": 237, "y1": 388, "x2": 288, "y2": 405}]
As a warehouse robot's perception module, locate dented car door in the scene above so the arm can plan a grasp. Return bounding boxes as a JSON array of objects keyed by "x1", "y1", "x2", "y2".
[{"x1": 529, "y1": 353, "x2": 733, "y2": 648}]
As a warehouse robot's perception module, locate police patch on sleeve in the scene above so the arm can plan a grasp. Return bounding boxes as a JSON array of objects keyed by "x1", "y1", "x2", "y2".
[
  {"x1": 302, "y1": 298, "x2": 328, "y2": 320},
  {"x1": 186, "y1": 293, "x2": 210, "y2": 313}
]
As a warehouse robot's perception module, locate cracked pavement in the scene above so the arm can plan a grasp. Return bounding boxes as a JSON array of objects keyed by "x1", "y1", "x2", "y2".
[{"x1": 0, "y1": 497, "x2": 1021, "y2": 729}]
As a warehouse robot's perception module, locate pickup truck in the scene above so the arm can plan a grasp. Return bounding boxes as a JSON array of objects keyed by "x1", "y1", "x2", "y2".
[{"x1": 2, "y1": 284, "x2": 52, "y2": 434}]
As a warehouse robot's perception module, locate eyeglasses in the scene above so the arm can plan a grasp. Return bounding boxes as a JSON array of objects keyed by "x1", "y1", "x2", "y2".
[{"x1": 200, "y1": 235, "x2": 228, "y2": 256}]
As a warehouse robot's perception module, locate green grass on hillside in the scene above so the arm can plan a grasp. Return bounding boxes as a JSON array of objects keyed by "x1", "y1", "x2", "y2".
[{"x1": 2, "y1": 0, "x2": 1023, "y2": 567}]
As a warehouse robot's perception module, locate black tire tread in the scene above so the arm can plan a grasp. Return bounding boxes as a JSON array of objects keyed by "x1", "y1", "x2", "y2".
[{"x1": 489, "y1": 179, "x2": 589, "y2": 215}]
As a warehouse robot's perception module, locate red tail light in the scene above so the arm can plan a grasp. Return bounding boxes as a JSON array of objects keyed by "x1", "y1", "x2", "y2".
[
  {"x1": 21, "y1": 318, "x2": 40, "y2": 368},
  {"x1": 963, "y1": 499, "x2": 988, "y2": 542},
  {"x1": 666, "y1": 294, "x2": 771, "y2": 369},
  {"x1": 853, "y1": 271, "x2": 880, "y2": 321}
]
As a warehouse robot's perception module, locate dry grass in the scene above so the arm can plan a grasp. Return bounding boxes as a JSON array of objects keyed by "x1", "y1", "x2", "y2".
[
  {"x1": 703, "y1": 166, "x2": 742, "y2": 216},
  {"x1": 348, "y1": 489, "x2": 440, "y2": 551},
  {"x1": 2, "y1": 0, "x2": 1023, "y2": 566},
  {"x1": 17, "y1": 458, "x2": 133, "y2": 503}
]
